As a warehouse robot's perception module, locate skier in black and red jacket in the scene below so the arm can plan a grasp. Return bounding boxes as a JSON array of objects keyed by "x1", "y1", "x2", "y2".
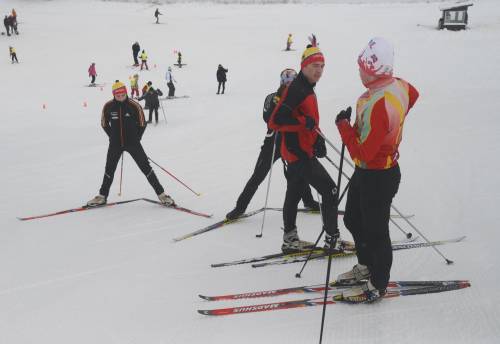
[
  {"x1": 226, "y1": 68, "x2": 320, "y2": 221},
  {"x1": 269, "y1": 36, "x2": 340, "y2": 254}
]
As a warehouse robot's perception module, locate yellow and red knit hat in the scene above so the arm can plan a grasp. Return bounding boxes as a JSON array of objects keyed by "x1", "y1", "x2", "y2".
[
  {"x1": 301, "y1": 34, "x2": 324, "y2": 69},
  {"x1": 112, "y1": 80, "x2": 127, "y2": 96}
]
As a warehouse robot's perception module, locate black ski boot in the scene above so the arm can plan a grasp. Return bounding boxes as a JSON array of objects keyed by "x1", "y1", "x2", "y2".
[
  {"x1": 226, "y1": 206, "x2": 245, "y2": 220},
  {"x1": 303, "y1": 200, "x2": 320, "y2": 212}
]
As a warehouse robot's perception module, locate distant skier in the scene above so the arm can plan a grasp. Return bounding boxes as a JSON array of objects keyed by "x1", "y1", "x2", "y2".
[
  {"x1": 132, "y1": 42, "x2": 140, "y2": 66},
  {"x1": 334, "y1": 38, "x2": 419, "y2": 303},
  {"x1": 177, "y1": 51, "x2": 182, "y2": 67},
  {"x1": 268, "y1": 35, "x2": 339, "y2": 254},
  {"x1": 140, "y1": 50, "x2": 149, "y2": 70},
  {"x1": 165, "y1": 66, "x2": 176, "y2": 98},
  {"x1": 3, "y1": 15, "x2": 10, "y2": 36},
  {"x1": 286, "y1": 33, "x2": 293, "y2": 51},
  {"x1": 226, "y1": 68, "x2": 320, "y2": 221},
  {"x1": 86, "y1": 80, "x2": 174, "y2": 207},
  {"x1": 130, "y1": 73, "x2": 140, "y2": 98},
  {"x1": 88, "y1": 62, "x2": 97, "y2": 85},
  {"x1": 11, "y1": 15, "x2": 18, "y2": 35},
  {"x1": 9, "y1": 46, "x2": 18, "y2": 63},
  {"x1": 138, "y1": 81, "x2": 163, "y2": 125},
  {"x1": 216, "y1": 64, "x2": 228, "y2": 95},
  {"x1": 154, "y1": 8, "x2": 162, "y2": 24}
]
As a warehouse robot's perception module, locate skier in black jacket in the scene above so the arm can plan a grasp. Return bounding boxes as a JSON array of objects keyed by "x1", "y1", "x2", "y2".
[
  {"x1": 154, "y1": 8, "x2": 162, "y2": 24},
  {"x1": 132, "y1": 42, "x2": 140, "y2": 66},
  {"x1": 138, "y1": 81, "x2": 163, "y2": 124},
  {"x1": 3, "y1": 15, "x2": 10, "y2": 36},
  {"x1": 216, "y1": 64, "x2": 228, "y2": 94},
  {"x1": 87, "y1": 81, "x2": 174, "y2": 207},
  {"x1": 226, "y1": 69, "x2": 320, "y2": 220}
]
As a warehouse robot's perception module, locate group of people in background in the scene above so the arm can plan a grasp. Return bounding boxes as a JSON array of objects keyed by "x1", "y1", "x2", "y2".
[{"x1": 3, "y1": 8, "x2": 18, "y2": 36}]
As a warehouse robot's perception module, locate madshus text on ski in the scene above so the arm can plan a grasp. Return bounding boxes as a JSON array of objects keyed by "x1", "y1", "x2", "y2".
[{"x1": 14, "y1": 5, "x2": 469, "y2": 336}]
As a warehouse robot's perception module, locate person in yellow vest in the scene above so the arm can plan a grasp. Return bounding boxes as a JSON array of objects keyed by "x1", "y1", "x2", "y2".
[
  {"x1": 9, "y1": 46, "x2": 18, "y2": 63},
  {"x1": 334, "y1": 37, "x2": 419, "y2": 303},
  {"x1": 286, "y1": 33, "x2": 293, "y2": 51},
  {"x1": 130, "y1": 74, "x2": 140, "y2": 98},
  {"x1": 140, "y1": 50, "x2": 148, "y2": 70}
]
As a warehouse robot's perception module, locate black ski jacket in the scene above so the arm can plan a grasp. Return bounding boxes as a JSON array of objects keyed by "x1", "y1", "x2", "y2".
[
  {"x1": 101, "y1": 97, "x2": 146, "y2": 147},
  {"x1": 138, "y1": 88, "x2": 163, "y2": 109},
  {"x1": 217, "y1": 66, "x2": 228, "y2": 82},
  {"x1": 132, "y1": 42, "x2": 140, "y2": 54}
]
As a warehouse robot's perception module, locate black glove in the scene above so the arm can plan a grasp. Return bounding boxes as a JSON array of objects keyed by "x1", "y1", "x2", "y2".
[
  {"x1": 335, "y1": 106, "x2": 352, "y2": 124},
  {"x1": 313, "y1": 135, "x2": 327, "y2": 158},
  {"x1": 305, "y1": 116, "x2": 316, "y2": 130}
]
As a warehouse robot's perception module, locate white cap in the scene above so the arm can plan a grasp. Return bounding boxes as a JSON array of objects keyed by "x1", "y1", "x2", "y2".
[{"x1": 358, "y1": 37, "x2": 394, "y2": 77}]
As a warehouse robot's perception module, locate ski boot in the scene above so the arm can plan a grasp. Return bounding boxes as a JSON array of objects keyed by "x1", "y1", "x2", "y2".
[
  {"x1": 86, "y1": 194, "x2": 106, "y2": 207},
  {"x1": 158, "y1": 192, "x2": 175, "y2": 206},
  {"x1": 281, "y1": 227, "x2": 315, "y2": 254}
]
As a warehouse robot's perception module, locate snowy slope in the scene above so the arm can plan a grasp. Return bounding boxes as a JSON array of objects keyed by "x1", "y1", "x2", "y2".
[{"x1": 1, "y1": 0, "x2": 499, "y2": 343}]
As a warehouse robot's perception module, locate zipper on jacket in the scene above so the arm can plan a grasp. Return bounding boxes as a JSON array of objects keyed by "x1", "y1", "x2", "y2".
[{"x1": 119, "y1": 106, "x2": 124, "y2": 147}]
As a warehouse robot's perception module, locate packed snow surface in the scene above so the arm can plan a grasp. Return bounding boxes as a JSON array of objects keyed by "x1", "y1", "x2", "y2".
[{"x1": 1, "y1": 0, "x2": 499, "y2": 343}]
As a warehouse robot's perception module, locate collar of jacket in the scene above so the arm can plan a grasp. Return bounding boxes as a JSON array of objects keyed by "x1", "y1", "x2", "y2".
[
  {"x1": 113, "y1": 97, "x2": 129, "y2": 107},
  {"x1": 297, "y1": 71, "x2": 316, "y2": 89}
]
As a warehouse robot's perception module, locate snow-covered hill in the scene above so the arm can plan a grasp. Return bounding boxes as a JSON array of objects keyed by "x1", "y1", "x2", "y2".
[{"x1": 1, "y1": 0, "x2": 499, "y2": 343}]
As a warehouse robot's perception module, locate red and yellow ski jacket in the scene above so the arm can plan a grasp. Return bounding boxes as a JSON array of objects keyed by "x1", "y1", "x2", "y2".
[{"x1": 337, "y1": 77, "x2": 419, "y2": 170}]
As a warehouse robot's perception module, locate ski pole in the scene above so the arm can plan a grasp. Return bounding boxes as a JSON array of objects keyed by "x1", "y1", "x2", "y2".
[
  {"x1": 317, "y1": 129, "x2": 453, "y2": 264},
  {"x1": 319, "y1": 143, "x2": 345, "y2": 344},
  {"x1": 295, "y1": 177, "x2": 352, "y2": 279},
  {"x1": 118, "y1": 153, "x2": 124, "y2": 196},
  {"x1": 148, "y1": 157, "x2": 201, "y2": 196},
  {"x1": 324, "y1": 155, "x2": 412, "y2": 239},
  {"x1": 160, "y1": 101, "x2": 167, "y2": 124},
  {"x1": 256, "y1": 133, "x2": 278, "y2": 238}
]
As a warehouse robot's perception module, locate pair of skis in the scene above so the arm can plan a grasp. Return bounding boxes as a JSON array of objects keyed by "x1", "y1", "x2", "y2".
[
  {"x1": 172, "y1": 208, "x2": 413, "y2": 242},
  {"x1": 211, "y1": 236, "x2": 465, "y2": 269},
  {"x1": 17, "y1": 197, "x2": 211, "y2": 221},
  {"x1": 198, "y1": 280, "x2": 471, "y2": 316},
  {"x1": 159, "y1": 95, "x2": 190, "y2": 101}
]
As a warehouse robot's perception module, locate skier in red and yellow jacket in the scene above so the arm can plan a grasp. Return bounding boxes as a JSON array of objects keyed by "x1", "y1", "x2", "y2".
[{"x1": 335, "y1": 37, "x2": 419, "y2": 303}]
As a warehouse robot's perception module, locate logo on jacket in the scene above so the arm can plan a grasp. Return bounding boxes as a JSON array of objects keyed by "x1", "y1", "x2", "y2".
[
  {"x1": 111, "y1": 112, "x2": 118, "y2": 120},
  {"x1": 125, "y1": 112, "x2": 131, "y2": 118}
]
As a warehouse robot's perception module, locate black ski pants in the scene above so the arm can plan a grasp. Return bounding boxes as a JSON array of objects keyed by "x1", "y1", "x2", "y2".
[
  {"x1": 235, "y1": 134, "x2": 316, "y2": 211},
  {"x1": 91, "y1": 75, "x2": 96, "y2": 84},
  {"x1": 217, "y1": 82, "x2": 225, "y2": 94},
  {"x1": 11, "y1": 53, "x2": 18, "y2": 63},
  {"x1": 133, "y1": 52, "x2": 139, "y2": 65},
  {"x1": 99, "y1": 143, "x2": 164, "y2": 197},
  {"x1": 167, "y1": 82, "x2": 175, "y2": 97},
  {"x1": 148, "y1": 106, "x2": 159, "y2": 123},
  {"x1": 283, "y1": 157, "x2": 338, "y2": 234},
  {"x1": 343, "y1": 165, "x2": 401, "y2": 291}
]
